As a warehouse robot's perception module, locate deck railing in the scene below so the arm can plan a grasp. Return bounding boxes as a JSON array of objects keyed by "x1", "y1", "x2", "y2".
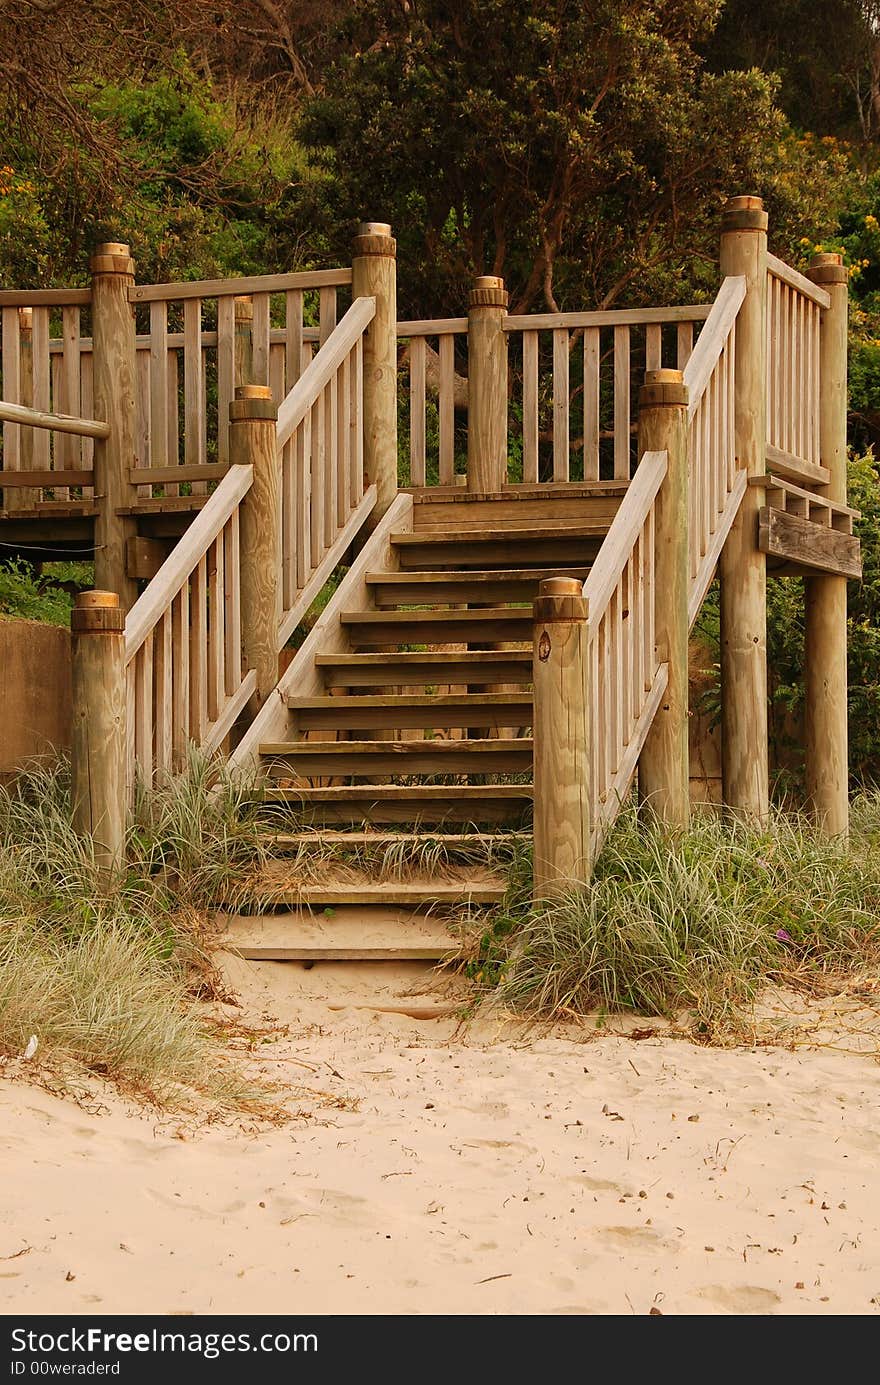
[{"x1": 765, "y1": 254, "x2": 829, "y2": 488}]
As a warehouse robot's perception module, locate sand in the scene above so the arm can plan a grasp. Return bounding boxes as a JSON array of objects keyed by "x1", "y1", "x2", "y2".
[{"x1": 2, "y1": 956, "x2": 880, "y2": 1317}]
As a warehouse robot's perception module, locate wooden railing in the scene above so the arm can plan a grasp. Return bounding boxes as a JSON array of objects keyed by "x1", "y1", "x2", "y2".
[
  {"x1": 582, "y1": 450, "x2": 669, "y2": 853},
  {"x1": 682, "y1": 275, "x2": 747, "y2": 625},
  {"x1": 124, "y1": 465, "x2": 256, "y2": 787},
  {"x1": 397, "y1": 318, "x2": 467, "y2": 486},
  {"x1": 765, "y1": 255, "x2": 830, "y2": 488},
  {"x1": 0, "y1": 292, "x2": 96, "y2": 506},
  {"x1": 275, "y1": 296, "x2": 376, "y2": 647}
]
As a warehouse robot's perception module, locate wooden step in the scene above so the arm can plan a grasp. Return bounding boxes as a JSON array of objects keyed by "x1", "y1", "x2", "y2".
[
  {"x1": 366, "y1": 568, "x2": 591, "y2": 607},
  {"x1": 392, "y1": 527, "x2": 607, "y2": 570},
  {"x1": 265, "y1": 830, "x2": 527, "y2": 850},
  {"x1": 261, "y1": 738, "x2": 533, "y2": 777},
  {"x1": 256, "y1": 783, "x2": 533, "y2": 825},
  {"x1": 340, "y1": 607, "x2": 531, "y2": 647},
  {"x1": 315, "y1": 650, "x2": 533, "y2": 687},
  {"x1": 410, "y1": 490, "x2": 625, "y2": 531},
  {"x1": 223, "y1": 907, "x2": 467, "y2": 961},
  {"x1": 285, "y1": 692, "x2": 533, "y2": 732},
  {"x1": 236, "y1": 876, "x2": 506, "y2": 908}
]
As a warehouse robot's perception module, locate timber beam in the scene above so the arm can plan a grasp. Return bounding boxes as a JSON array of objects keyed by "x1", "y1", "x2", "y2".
[{"x1": 759, "y1": 506, "x2": 861, "y2": 580}]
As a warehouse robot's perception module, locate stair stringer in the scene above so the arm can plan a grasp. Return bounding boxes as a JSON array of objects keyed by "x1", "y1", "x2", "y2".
[{"x1": 228, "y1": 491, "x2": 414, "y2": 778}]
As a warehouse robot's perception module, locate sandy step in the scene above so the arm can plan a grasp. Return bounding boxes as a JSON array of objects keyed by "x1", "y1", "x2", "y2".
[
  {"x1": 284, "y1": 692, "x2": 533, "y2": 732},
  {"x1": 315, "y1": 650, "x2": 533, "y2": 688},
  {"x1": 222, "y1": 907, "x2": 468, "y2": 961},
  {"x1": 261, "y1": 738, "x2": 533, "y2": 778},
  {"x1": 255, "y1": 783, "x2": 533, "y2": 825}
]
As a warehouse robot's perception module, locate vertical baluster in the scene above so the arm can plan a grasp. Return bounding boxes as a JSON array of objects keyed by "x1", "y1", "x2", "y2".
[
  {"x1": 633, "y1": 526, "x2": 645, "y2": 697},
  {"x1": 184, "y1": 299, "x2": 205, "y2": 494},
  {"x1": 224, "y1": 510, "x2": 242, "y2": 697},
  {"x1": 613, "y1": 325, "x2": 630, "y2": 478},
  {"x1": 31, "y1": 307, "x2": 50, "y2": 496},
  {"x1": 589, "y1": 634, "x2": 600, "y2": 826},
  {"x1": 645, "y1": 505, "x2": 656, "y2": 679},
  {"x1": 552, "y1": 327, "x2": 569, "y2": 481},
  {"x1": 788, "y1": 286, "x2": 798, "y2": 456},
  {"x1": 597, "y1": 612, "x2": 609, "y2": 801},
  {"x1": 171, "y1": 586, "x2": 190, "y2": 770},
  {"x1": 286, "y1": 289, "x2": 304, "y2": 387},
  {"x1": 208, "y1": 536, "x2": 225, "y2": 724},
  {"x1": 281, "y1": 435, "x2": 294, "y2": 614},
  {"x1": 269, "y1": 340, "x2": 285, "y2": 411},
  {"x1": 811, "y1": 301, "x2": 821, "y2": 464},
  {"x1": 189, "y1": 555, "x2": 208, "y2": 742},
  {"x1": 701, "y1": 384, "x2": 711, "y2": 555},
  {"x1": 583, "y1": 326, "x2": 600, "y2": 482},
  {"x1": 677, "y1": 321, "x2": 693, "y2": 370},
  {"x1": 252, "y1": 292, "x2": 270, "y2": 386},
  {"x1": 295, "y1": 414, "x2": 311, "y2": 592},
  {"x1": 438, "y1": 333, "x2": 455, "y2": 484},
  {"x1": 58, "y1": 305, "x2": 80, "y2": 491},
  {"x1": 319, "y1": 288, "x2": 337, "y2": 345},
  {"x1": 338, "y1": 351, "x2": 350, "y2": 525},
  {"x1": 80, "y1": 347, "x2": 94, "y2": 490},
  {"x1": 646, "y1": 323, "x2": 662, "y2": 372},
  {"x1": 727, "y1": 321, "x2": 737, "y2": 489},
  {"x1": 134, "y1": 633, "x2": 154, "y2": 786},
  {"x1": 352, "y1": 337, "x2": 364, "y2": 507},
  {"x1": 621, "y1": 559, "x2": 634, "y2": 741},
  {"x1": 522, "y1": 330, "x2": 539, "y2": 484},
  {"x1": 154, "y1": 609, "x2": 173, "y2": 783},
  {"x1": 217, "y1": 296, "x2": 235, "y2": 467},
  {"x1": 134, "y1": 348, "x2": 151, "y2": 497},
  {"x1": 311, "y1": 396, "x2": 324, "y2": 568},
  {"x1": 1, "y1": 308, "x2": 21, "y2": 503},
  {"x1": 125, "y1": 661, "x2": 136, "y2": 795},
  {"x1": 166, "y1": 349, "x2": 180, "y2": 483},
  {"x1": 326, "y1": 364, "x2": 337, "y2": 545},
  {"x1": 409, "y1": 335, "x2": 427, "y2": 486}
]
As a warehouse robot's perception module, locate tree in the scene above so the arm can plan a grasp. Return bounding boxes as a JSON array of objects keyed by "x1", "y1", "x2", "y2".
[{"x1": 298, "y1": 0, "x2": 849, "y2": 316}]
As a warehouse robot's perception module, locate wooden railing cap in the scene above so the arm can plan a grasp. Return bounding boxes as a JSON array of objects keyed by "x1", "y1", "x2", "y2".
[
  {"x1": 470, "y1": 275, "x2": 508, "y2": 309},
  {"x1": 352, "y1": 223, "x2": 396, "y2": 257},
  {"x1": 534, "y1": 577, "x2": 588, "y2": 624},
  {"x1": 721, "y1": 195, "x2": 767, "y2": 233},
  {"x1": 71, "y1": 590, "x2": 124, "y2": 634},
  {"x1": 230, "y1": 384, "x2": 277, "y2": 421},
  {"x1": 808, "y1": 252, "x2": 847, "y2": 286},
  {"x1": 640, "y1": 368, "x2": 688, "y2": 408},
  {"x1": 90, "y1": 243, "x2": 135, "y2": 276}
]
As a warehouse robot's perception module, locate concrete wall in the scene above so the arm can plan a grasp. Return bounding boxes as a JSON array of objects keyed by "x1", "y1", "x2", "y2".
[{"x1": 0, "y1": 618, "x2": 71, "y2": 777}]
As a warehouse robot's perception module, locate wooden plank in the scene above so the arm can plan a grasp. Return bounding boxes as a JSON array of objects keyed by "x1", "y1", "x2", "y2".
[
  {"x1": 128, "y1": 463, "x2": 227, "y2": 486},
  {"x1": 262, "y1": 738, "x2": 532, "y2": 776},
  {"x1": 189, "y1": 554, "x2": 209, "y2": 741},
  {"x1": 135, "y1": 347, "x2": 151, "y2": 496},
  {"x1": 129, "y1": 268, "x2": 353, "y2": 303},
  {"x1": 645, "y1": 323, "x2": 662, "y2": 371},
  {"x1": 688, "y1": 469, "x2": 748, "y2": 627},
  {"x1": 504, "y1": 305, "x2": 712, "y2": 331},
  {"x1": 0, "y1": 398, "x2": 109, "y2": 439},
  {"x1": 224, "y1": 507, "x2": 242, "y2": 697},
  {"x1": 766, "y1": 442, "x2": 830, "y2": 488},
  {"x1": 397, "y1": 318, "x2": 468, "y2": 336},
  {"x1": 676, "y1": 321, "x2": 693, "y2": 369},
  {"x1": 0, "y1": 468, "x2": 93, "y2": 487},
  {"x1": 252, "y1": 292, "x2": 270, "y2": 387},
  {"x1": 276, "y1": 297, "x2": 375, "y2": 449},
  {"x1": 134, "y1": 633, "x2": 154, "y2": 784},
  {"x1": 552, "y1": 328, "x2": 570, "y2": 481},
  {"x1": 285, "y1": 289, "x2": 304, "y2": 387},
  {"x1": 126, "y1": 535, "x2": 170, "y2": 580},
  {"x1": 202, "y1": 669, "x2": 257, "y2": 753},
  {"x1": 207, "y1": 534, "x2": 224, "y2": 722},
  {"x1": 166, "y1": 350, "x2": 179, "y2": 481},
  {"x1": 0, "y1": 289, "x2": 91, "y2": 306},
  {"x1": 154, "y1": 608, "x2": 173, "y2": 781},
  {"x1": 758, "y1": 506, "x2": 861, "y2": 579},
  {"x1": 438, "y1": 332, "x2": 455, "y2": 484},
  {"x1": 216, "y1": 295, "x2": 235, "y2": 466},
  {"x1": 59, "y1": 306, "x2": 81, "y2": 476},
  {"x1": 183, "y1": 298, "x2": 204, "y2": 470},
  {"x1": 683, "y1": 275, "x2": 746, "y2": 417},
  {"x1": 148, "y1": 301, "x2": 169, "y2": 473},
  {"x1": 2, "y1": 306, "x2": 22, "y2": 472},
  {"x1": 294, "y1": 411, "x2": 310, "y2": 590},
  {"x1": 409, "y1": 334, "x2": 426, "y2": 486},
  {"x1": 30, "y1": 307, "x2": 50, "y2": 473},
  {"x1": 613, "y1": 325, "x2": 630, "y2": 478},
  {"x1": 171, "y1": 586, "x2": 190, "y2": 770}
]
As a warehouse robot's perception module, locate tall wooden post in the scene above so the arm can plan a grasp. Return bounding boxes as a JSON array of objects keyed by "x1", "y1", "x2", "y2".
[
  {"x1": 718, "y1": 195, "x2": 769, "y2": 819},
  {"x1": 467, "y1": 275, "x2": 509, "y2": 492},
  {"x1": 234, "y1": 295, "x2": 254, "y2": 389},
  {"x1": 637, "y1": 369, "x2": 690, "y2": 827},
  {"x1": 90, "y1": 242, "x2": 138, "y2": 610},
  {"x1": 805, "y1": 252, "x2": 850, "y2": 835},
  {"x1": 13, "y1": 307, "x2": 36, "y2": 511},
  {"x1": 532, "y1": 576, "x2": 592, "y2": 898},
  {"x1": 70, "y1": 590, "x2": 127, "y2": 873},
  {"x1": 352, "y1": 222, "x2": 398, "y2": 520},
  {"x1": 230, "y1": 384, "x2": 280, "y2": 716}
]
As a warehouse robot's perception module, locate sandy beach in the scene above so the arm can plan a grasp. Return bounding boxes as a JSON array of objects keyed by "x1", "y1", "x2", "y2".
[{"x1": 2, "y1": 956, "x2": 879, "y2": 1317}]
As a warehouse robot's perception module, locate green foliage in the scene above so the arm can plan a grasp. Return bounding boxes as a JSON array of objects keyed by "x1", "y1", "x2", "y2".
[{"x1": 0, "y1": 560, "x2": 75, "y2": 627}]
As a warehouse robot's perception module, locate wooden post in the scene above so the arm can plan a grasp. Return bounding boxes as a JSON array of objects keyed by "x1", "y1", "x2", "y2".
[
  {"x1": 230, "y1": 384, "x2": 280, "y2": 716},
  {"x1": 718, "y1": 195, "x2": 769, "y2": 819},
  {"x1": 90, "y1": 242, "x2": 138, "y2": 609},
  {"x1": 805, "y1": 251, "x2": 849, "y2": 836},
  {"x1": 532, "y1": 576, "x2": 592, "y2": 898},
  {"x1": 351, "y1": 222, "x2": 398, "y2": 520},
  {"x1": 70, "y1": 590, "x2": 127, "y2": 873},
  {"x1": 467, "y1": 275, "x2": 509, "y2": 492},
  {"x1": 637, "y1": 368, "x2": 690, "y2": 827},
  {"x1": 234, "y1": 295, "x2": 254, "y2": 389}
]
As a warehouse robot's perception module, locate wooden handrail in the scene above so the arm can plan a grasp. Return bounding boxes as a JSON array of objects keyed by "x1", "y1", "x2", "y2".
[
  {"x1": 0, "y1": 398, "x2": 110, "y2": 439},
  {"x1": 397, "y1": 318, "x2": 468, "y2": 336},
  {"x1": 129, "y1": 267, "x2": 352, "y2": 304},
  {"x1": 0, "y1": 288, "x2": 91, "y2": 307},
  {"x1": 682, "y1": 276, "x2": 746, "y2": 418},
  {"x1": 125, "y1": 462, "x2": 253, "y2": 662},
  {"x1": 504, "y1": 304, "x2": 712, "y2": 332},
  {"x1": 276, "y1": 295, "x2": 376, "y2": 450},
  {"x1": 582, "y1": 449, "x2": 667, "y2": 625},
  {"x1": 766, "y1": 253, "x2": 831, "y2": 310}
]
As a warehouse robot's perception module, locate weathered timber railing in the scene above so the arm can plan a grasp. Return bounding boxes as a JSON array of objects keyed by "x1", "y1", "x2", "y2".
[
  {"x1": 765, "y1": 254, "x2": 829, "y2": 488},
  {"x1": 397, "y1": 318, "x2": 467, "y2": 486},
  {"x1": 584, "y1": 449, "x2": 669, "y2": 852},
  {"x1": 124, "y1": 464, "x2": 255, "y2": 786},
  {"x1": 275, "y1": 296, "x2": 375, "y2": 647},
  {"x1": 682, "y1": 274, "x2": 746, "y2": 625}
]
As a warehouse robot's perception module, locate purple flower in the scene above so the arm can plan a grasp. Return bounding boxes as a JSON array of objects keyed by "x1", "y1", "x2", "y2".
[{"x1": 776, "y1": 929, "x2": 792, "y2": 942}]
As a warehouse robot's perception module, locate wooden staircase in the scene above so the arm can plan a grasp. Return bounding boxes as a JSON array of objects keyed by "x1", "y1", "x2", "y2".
[{"x1": 222, "y1": 486, "x2": 624, "y2": 963}]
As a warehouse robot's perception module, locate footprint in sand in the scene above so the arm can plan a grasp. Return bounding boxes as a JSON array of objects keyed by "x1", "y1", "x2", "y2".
[
  {"x1": 595, "y1": 1226, "x2": 674, "y2": 1252},
  {"x1": 570, "y1": 1175, "x2": 626, "y2": 1195},
  {"x1": 697, "y1": 1285, "x2": 782, "y2": 1313},
  {"x1": 291, "y1": 1188, "x2": 377, "y2": 1229},
  {"x1": 145, "y1": 1188, "x2": 248, "y2": 1218}
]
